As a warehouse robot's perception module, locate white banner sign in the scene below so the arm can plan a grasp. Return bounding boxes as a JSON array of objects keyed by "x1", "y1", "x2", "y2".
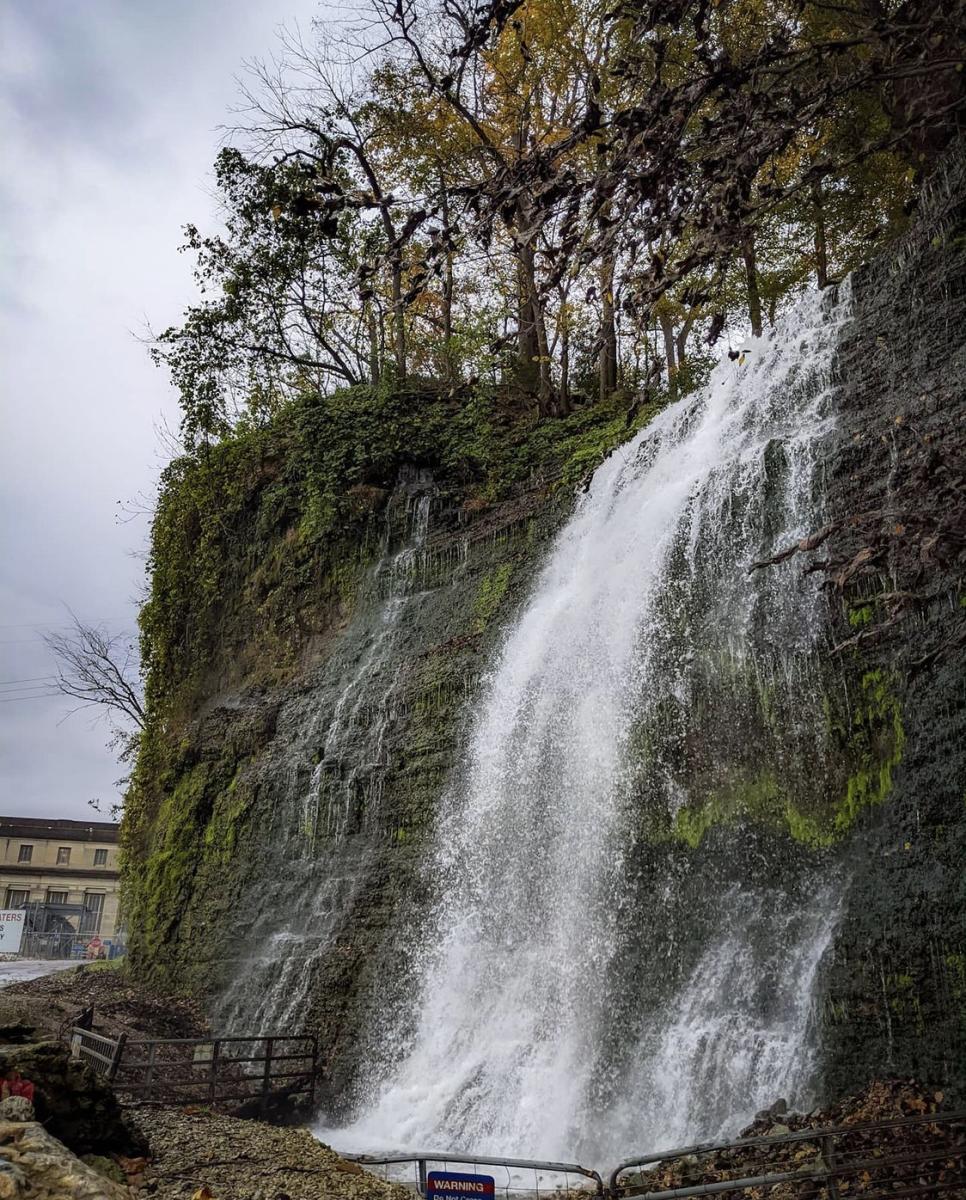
[{"x1": 0, "y1": 910, "x2": 26, "y2": 954}]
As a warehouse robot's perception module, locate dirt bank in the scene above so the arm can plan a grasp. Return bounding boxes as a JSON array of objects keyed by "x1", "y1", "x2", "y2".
[{"x1": 0, "y1": 961, "x2": 206, "y2": 1043}]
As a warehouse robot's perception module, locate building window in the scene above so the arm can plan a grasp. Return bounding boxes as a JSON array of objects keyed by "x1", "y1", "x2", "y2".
[
  {"x1": 56, "y1": 847, "x2": 71, "y2": 865},
  {"x1": 4, "y1": 889, "x2": 29, "y2": 909},
  {"x1": 80, "y1": 892, "x2": 104, "y2": 935},
  {"x1": 93, "y1": 848, "x2": 108, "y2": 866},
  {"x1": 46, "y1": 890, "x2": 68, "y2": 905},
  {"x1": 17, "y1": 844, "x2": 32, "y2": 863}
]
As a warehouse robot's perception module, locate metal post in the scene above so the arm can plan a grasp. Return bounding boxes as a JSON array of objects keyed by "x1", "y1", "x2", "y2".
[
  {"x1": 309, "y1": 1036, "x2": 318, "y2": 1108},
  {"x1": 108, "y1": 1032, "x2": 127, "y2": 1083},
  {"x1": 145, "y1": 1041, "x2": 157, "y2": 1102},
  {"x1": 209, "y1": 1039, "x2": 220, "y2": 1105},
  {"x1": 823, "y1": 1134, "x2": 841, "y2": 1200},
  {"x1": 417, "y1": 1158, "x2": 428, "y2": 1196},
  {"x1": 260, "y1": 1038, "x2": 274, "y2": 1117}
]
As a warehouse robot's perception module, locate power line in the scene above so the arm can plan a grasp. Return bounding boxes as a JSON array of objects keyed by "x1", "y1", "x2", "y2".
[
  {"x1": 0, "y1": 694, "x2": 62, "y2": 704},
  {"x1": 0, "y1": 632, "x2": 135, "y2": 645},
  {"x1": 0, "y1": 676, "x2": 56, "y2": 687},
  {"x1": 0, "y1": 617, "x2": 129, "y2": 629}
]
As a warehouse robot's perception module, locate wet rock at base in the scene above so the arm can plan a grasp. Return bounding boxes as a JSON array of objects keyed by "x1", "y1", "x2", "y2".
[
  {"x1": 0, "y1": 1101, "x2": 32, "y2": 1124},
  {"x1": 0, "y1": 1120, "x2": 130, "y2": 1199},
  {"x1": 0, "y1": 1040, "x2": 145, "y2": 1159}
]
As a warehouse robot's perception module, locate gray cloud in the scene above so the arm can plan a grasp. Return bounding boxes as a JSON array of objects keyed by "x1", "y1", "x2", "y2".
[{"x1": 1, "y1": 0, "x2": 324, "y2": 819}]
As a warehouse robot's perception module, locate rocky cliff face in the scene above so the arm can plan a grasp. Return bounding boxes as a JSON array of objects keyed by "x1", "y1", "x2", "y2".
[
  {"x1": 123, "y1": 386, "x2": 631, "y2": 1102},
  {"x1": 124, "y1": 146, "x2": 965, "y2": 1118},
  {"x1": 817, "y1": 149, "x2": 966, "y2": 1097}
]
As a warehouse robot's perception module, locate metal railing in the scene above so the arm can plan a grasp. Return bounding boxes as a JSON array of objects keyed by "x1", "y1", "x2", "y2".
[
  {"x1": 344, "y1": 1152, "x2": 604, "y2": 1197},
  {"x1": 70, "y1": 1028, "x2": 317, "y2": 1112},
  {"x1": 65, "y1": 1020, "x2": 965, "y2": 1198},
  {"x1": 69, "y1": 1027, "x2": 127, "y2": 1080},
  {"x1": 608, "y1": 1110, "x2": 966, "y2": 1199}
]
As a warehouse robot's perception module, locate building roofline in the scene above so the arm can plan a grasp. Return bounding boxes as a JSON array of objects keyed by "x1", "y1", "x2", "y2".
[
  {"x1": 0, "y1": 816, "x2": 119, "y2": 843},
  {"x1": 0, "y1": 864, "x2": 119, "y2": 882}
]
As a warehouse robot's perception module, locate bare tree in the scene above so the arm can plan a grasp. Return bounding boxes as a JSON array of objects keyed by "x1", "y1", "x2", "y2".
[{"x1": 44, "y1": 614, "x2": 145, "y2": 732}]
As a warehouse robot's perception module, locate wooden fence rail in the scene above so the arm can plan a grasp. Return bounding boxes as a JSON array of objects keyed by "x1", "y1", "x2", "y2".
[{"x1": 69, "y1": 1027, "x2": 318, "y2": 1113}]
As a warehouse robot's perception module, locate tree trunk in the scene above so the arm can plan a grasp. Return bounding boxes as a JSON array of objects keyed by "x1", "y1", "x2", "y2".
[
  {"x1": 516, "y1": 243, "x2": 541, "y2": 396},
  {"x1": 599, "y1": 250, "x2": 618, "y2": 403},
  {"x1": 659, "y1": 309, "x2": 678, "y2": 401},
  {"x1": 441, "y1": 181, "x2": 455, "y2": 378},
  {"x1": 391, "y1": 258, "x2": 407, "y2": 379},
  {"x1": 811, "y1": 179, "x2": 830, "y2": 289},
  {"x1": 560, "y1": 300, "x2": 571, "y2": 414},
  {"x1": 742, "y1": 227, "x2": 763, "y2": 338},
  {"x1": 530, "y1": 287, "x2": 556, "y2": 417},
  {"x1": 367, "y1": 303, "x2": 380, "y2": 385},
  {"x1": 675, "y1": 313, "x2": 695, "y2": 376}
]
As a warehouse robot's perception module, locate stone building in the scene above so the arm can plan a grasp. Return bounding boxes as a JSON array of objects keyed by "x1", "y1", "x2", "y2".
[{"x1": 0, "y1": 816, "x2": 122, "y2": 946}]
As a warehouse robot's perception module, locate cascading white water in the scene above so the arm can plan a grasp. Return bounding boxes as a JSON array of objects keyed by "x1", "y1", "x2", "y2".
[
  {"x1": 215, "y1": 487, "x2": 435, "y2": 1034},
  {"x1": 331, "y1": 284, "x2": 852, "y2": 1161}
]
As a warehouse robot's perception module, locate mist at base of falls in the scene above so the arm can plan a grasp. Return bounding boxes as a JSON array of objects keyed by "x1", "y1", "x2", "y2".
[{"x1": 325, "y1": 284, "x2": 853, "y2": 1163}]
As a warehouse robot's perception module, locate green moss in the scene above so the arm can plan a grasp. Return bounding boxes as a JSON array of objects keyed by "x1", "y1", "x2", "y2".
[
  {"x1": 474, "y1": 563, "x2": 513, "y2": 632},
  {"x1": 138, "y1": 383, "x2": 668, "y2": 726},
  {"x1": 848, "y1": 604, "x2": 873, "y2": 627},
  {"x1": 945, "y1": 953, "x2": 966, "y2": 1001},
  {"x1": 673, "y1": 771, "x2": 776, "y2": 847},
  {"x1": 672, "y1": 769, "x2": 836, "y2": 849},
  {"x1": 833, "y1": 670, "x2": 905, "y2": 832},
  {"x1": 670, "y1": 670, "x2": 904, "y2": 849}
]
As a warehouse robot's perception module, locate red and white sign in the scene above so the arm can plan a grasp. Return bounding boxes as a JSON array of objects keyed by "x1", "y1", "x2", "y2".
[{"x1": 0, "y1": 910, "x2": 25, "y2": 954}]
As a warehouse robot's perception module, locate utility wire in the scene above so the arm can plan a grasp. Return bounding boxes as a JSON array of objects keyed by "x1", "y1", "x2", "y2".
[
  {"x1": 0, "y1": 617, "x2": 128, "y2": 629},
  {"x1": 0, "y1": 630, "x2": 135, "y2": 645}
]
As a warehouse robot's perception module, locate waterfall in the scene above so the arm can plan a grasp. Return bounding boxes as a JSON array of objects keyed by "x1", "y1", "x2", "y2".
[
  {"x1": 332, "y1": 284, "x2": 852, "y2": 1161},
  {"x1": 214, "y1": 485, "x2": 435, "y2": 1035}
]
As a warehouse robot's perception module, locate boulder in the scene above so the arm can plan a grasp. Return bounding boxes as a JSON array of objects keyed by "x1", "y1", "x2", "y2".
[
  {"x1": 0, "y1": 1042, "x2": 145, "y2": 1158},
  {"x1": 0, "y1": 1120, "x2": 130, "y2": 1198},
  {"x1": 0, "y1": 1101, "x2": 32, "y2": 1124}
]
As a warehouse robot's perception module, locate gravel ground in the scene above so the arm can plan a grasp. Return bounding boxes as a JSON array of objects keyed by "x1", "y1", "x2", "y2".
[
  {"x1": 127, "y1": 1107, "x2": 414, "y2": 1200},
  {"x1": 628, "y1": 1079, "x2": 964, "y2": 1196}
]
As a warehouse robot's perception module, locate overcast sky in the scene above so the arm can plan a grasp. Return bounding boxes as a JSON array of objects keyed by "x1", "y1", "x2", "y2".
[{"x1": 1, "y1": 0, "x2": 323, "y2": 820}]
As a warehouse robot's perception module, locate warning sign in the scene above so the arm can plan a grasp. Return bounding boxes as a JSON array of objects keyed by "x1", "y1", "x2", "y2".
[{"x1": 427, "y1": 1173, "x2": 496, "y2": 1200}]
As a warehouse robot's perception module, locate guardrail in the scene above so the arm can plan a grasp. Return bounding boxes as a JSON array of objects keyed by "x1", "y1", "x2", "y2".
[
  {"x1": 70, "y1": 1028, "x2": 317, "y2": 1113},
  {"x1": 345, "y1": 1152, "x2": 604, "y2": 1197},
  {"x1": 64, "y1": 1023, "x2": 966, "y2": 1197},
  {"x1": 607, "y1": 1110, "x2": 966, "y2": 1199},
  {"x1": 69, "y1": 1027, "x2": 127, "y2": 1080}
]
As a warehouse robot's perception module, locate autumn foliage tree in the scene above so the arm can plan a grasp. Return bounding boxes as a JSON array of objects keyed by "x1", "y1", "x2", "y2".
[{"x1": 154, "y1": 0, "x2": 965, "y2": 444}]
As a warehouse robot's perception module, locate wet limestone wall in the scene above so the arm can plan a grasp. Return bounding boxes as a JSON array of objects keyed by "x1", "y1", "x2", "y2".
[
  {"x1": 124, "y1": 462, "x2": 573, "y2": 1102},
  {"x1": 817, "y1": 147, "x2": 966, "y2": 1097},
  {"x1": 124, "y1": 147, "x2": 966, "y2": 1116}
]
